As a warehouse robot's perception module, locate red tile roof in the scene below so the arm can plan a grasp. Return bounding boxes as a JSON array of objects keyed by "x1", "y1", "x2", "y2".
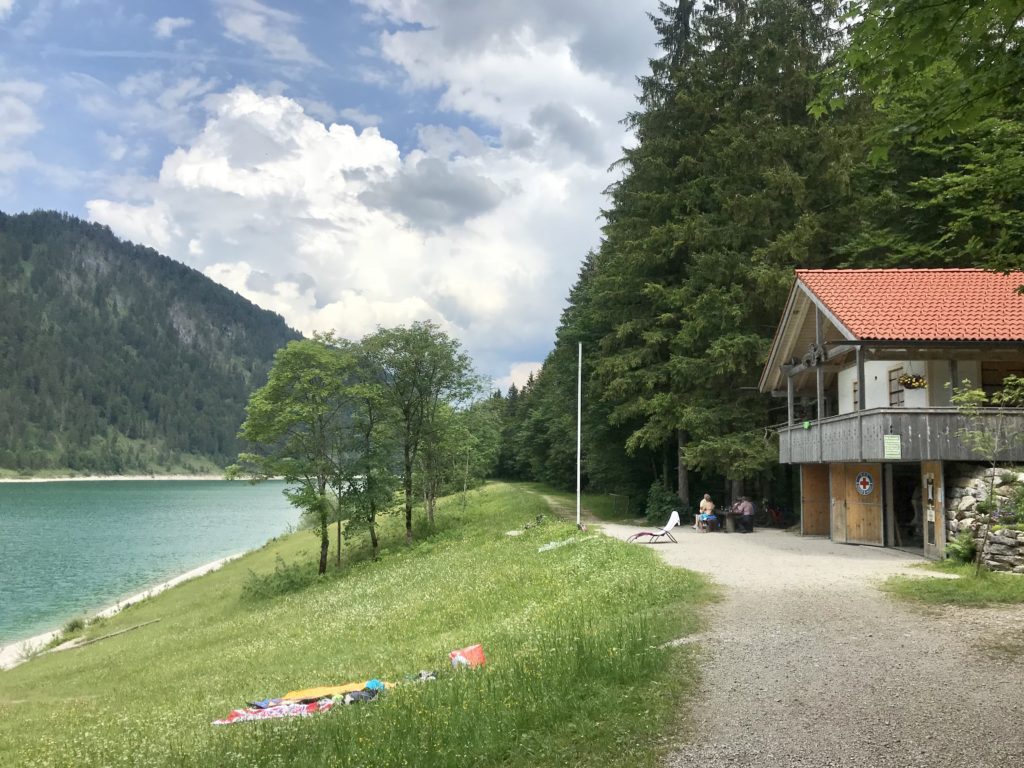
[{"x1": 796, "y1": 269, "x2": 1024, "y2": 341}]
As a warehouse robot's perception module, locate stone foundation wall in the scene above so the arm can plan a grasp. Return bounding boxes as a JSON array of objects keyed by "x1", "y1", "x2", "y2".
[{"x1": 945, "y1": 463, "x2": 1024, "y2": 573}]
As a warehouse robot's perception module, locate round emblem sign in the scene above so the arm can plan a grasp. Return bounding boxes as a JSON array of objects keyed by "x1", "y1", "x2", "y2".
[{"x1": 855, "y1": 471, "x2": 874, "y2": 496}]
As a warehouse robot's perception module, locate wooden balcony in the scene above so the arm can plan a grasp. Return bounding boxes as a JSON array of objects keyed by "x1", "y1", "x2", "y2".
[{"x1": 777, "y1": 407, "x2": 1024, "y2": 464}]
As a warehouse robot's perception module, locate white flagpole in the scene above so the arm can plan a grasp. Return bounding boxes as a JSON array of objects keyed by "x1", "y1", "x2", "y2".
[{"x1": 576, "y1": 341, "x2": 582, "y2": 528}]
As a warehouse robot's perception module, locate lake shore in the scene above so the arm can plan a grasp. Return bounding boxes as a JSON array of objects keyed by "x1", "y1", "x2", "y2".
[
  {"x1": 0, "y1": 474, "x2": 225, "y2": 484},
  {"x1": 0, "y1": 553, "x2": 242, "y2": 671}
]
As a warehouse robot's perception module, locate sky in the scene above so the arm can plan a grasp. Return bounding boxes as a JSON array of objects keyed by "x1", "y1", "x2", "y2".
[{"x1": 0, "y1": 0, "x2": 662, "y2": 390}]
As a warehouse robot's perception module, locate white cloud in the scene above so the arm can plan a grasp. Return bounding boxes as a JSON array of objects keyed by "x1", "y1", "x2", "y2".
[
  {"x1": 153, "y1": 16, "x2": 193, "y2": 39},
  {"x1": 494, "y1": 361, "x2": 543, "y2": 393},
  {"x1": 86, "y1": 87, "x2": 610, "y2": 377},
  {"x1": 81, "y1": 4, "x2": 664, "y2": 378},
  {"x1": 0, "y1": 1, "x2": 15, "y2": 21},
  {"x1": 0, "y1": 80, "x2": 43, "y2": 145},
  {"x1": 361, "y1": 1, "x2": 658, "y2": 177},
  {"x1": 96, "y1": 131, "x2": 127, "y2": 161},
  {"x1": 0, "y1": 80, "x2": 45, "y2": 189},
  {"x1": 338, "y1": 107, "x2": 381, "y2": 128},
  {"x1": 215, "y1": 0, "x2": 319, "y2": 64},
  {"x1": 357, "y1": 0, "x2": 659, "y2": 80},
  {"x1": 67, "y1": 71, "x2": 218, "y2": 144}
]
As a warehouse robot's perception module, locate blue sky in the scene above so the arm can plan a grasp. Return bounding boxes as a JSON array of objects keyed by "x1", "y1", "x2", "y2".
[{"x1": 0, "y1": 0, "x2": 661, "y2": 388}]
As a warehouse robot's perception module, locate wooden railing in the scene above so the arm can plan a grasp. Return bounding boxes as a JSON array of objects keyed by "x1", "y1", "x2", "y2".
[{"x1": 776, "y1": 407, "x2": 1024, "y2": 464}]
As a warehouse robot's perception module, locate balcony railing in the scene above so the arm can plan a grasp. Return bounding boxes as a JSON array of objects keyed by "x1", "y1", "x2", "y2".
[{"x1": 776, "y1": 407, "x2": 1024, "y2": 464}]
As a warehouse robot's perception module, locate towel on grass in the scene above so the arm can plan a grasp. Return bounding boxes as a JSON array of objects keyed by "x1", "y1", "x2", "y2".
[{"x1": 213, "y1": 698, "x2": 334, "y2": 725}]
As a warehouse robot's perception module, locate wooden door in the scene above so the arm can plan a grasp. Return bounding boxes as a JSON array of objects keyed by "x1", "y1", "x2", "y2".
[
  {"x1": 800, "y1": 464, "x2": 830, "y2": 536},
  {"x1": 922, "y1": 461, "x2": 945, "y2": 559},
  {"x1": 830, "y1": 463, "x2": 847, "y2": 544},
  {"x1": 844, "y1": 463, "x2": 884, "y2": 545},
  {"x1": 830, "y1": 463, "x2": 884, "y2": 546}
]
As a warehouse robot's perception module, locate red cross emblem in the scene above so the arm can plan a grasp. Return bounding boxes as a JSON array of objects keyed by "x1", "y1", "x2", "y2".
[{"x1": 855, "y1": 471, "x2": 874, "y2": 495}]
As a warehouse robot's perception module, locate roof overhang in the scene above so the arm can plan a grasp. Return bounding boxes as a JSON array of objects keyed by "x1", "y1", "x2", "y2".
[{"x1": 758, "y1": 277, "x2": 856, "y2": 393}]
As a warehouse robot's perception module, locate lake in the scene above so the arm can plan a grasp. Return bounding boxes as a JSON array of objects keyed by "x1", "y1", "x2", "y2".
[{"x1": 0, "y1": 480, "x2": 300, "y2": 646}]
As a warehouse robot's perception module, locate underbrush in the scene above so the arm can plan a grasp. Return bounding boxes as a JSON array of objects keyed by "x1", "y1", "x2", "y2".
[{"x1": 241, "y1": 554, "x2": 320, "y2": 600}]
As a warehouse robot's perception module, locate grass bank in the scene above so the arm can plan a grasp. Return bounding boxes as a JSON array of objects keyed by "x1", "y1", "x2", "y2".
[
  {"x1": 0, "y1": 482, "x2": 712, "y2": 767},
  {"x1": 882, "y1": 561, "x2": 1024, "y2": 606},
  {"x1": 521, "y1": 482, "x2": 640, "y2": 522}
]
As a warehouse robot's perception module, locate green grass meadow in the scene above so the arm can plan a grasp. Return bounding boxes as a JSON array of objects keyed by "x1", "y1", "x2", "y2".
[
  {"x1": 0, "y1": 482, "x2": 713, "y2": 767},
  {"x1": 882, "y1": 561, "x2": 1024, "y2": 606}
]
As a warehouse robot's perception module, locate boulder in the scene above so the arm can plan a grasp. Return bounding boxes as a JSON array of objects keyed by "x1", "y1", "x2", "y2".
[
  {"x1": 958, "y1": 496, "x2": 977, "y2": 513},
  {"x1": 983, "y1": 543, "x2": 1017, "y2": 556},
  {"x1": 989, "y1": 533, "x2": 1020, "y2": 547}
]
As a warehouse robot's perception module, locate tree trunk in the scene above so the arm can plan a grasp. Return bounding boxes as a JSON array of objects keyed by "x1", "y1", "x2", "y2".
[
  {"x1": 404, "y1": 444, "x2": 414, "y2": 542},
  {"x1": 676, "y1": 430, "x2": 690, "y2": 507},
  {"x1": 317, "y1": 487, "x2": 329, "y2": 575},
  {"x1": 731, "y1": 478, "x2": 743, "y2": 507},
  {"x1": 336, "y1": 519, "x2": 342, "y2": 568},
  {"x1": 318, "y1": 524, "x2": 329, "y2": 575},
  {"x1": 369, "y1": 516, "x2": 379, "y2": 560}
]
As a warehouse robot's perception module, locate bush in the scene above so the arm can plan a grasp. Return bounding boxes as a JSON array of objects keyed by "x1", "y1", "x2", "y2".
[
  {"x1": 241, "y1": 555, "x2": 318, "y2": 601},
  {"x1": 945, "y1": 530, "x2": 977, "y2": 564},
  {"x1": 62, "y1": 616, "x2": 86, "y2": 634},
  {"x1": 1004, "y1": 481, "x2": 1024, "y2": 526},
  {"x1": 644, "y1": 479, "x2": 678, "y2": 520}
]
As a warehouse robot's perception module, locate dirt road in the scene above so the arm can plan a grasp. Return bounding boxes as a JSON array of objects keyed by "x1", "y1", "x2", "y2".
[{"x1": 599, "y1": 523, "x2": 1024, "y2": 768}]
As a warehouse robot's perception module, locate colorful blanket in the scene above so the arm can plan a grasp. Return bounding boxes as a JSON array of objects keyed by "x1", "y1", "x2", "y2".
[
  {"x1": 213, "y1": 679, "x2": 393, "y2": 725},
  {"x1": 282, "y1": 679, "x2": 389, "y2": 701},
  {"x1": 213, "y1": 698, "x2": 334, "y2": 725}
]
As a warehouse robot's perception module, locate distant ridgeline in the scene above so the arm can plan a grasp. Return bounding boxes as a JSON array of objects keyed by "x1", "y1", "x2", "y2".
[{"x1": 0, "y1": 210, "x2": 302, "y2": 474}]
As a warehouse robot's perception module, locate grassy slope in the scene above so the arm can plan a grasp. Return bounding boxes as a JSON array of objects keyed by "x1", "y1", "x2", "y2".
[
  {"x1": 0, "y1": 483, "x2": 713, "y2": 767},
  {"x1": 883, "y1": 560, "x2": 1024, "y2": 606},
  {"x1": 520, "y1": 483, "x2": 642, "y2": 522}
]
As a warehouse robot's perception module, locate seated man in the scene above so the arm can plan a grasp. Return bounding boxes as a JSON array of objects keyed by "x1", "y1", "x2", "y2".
[
  {"x1": 695, "y1": 493, "x2": 715, "y2": 530},
  {"x1": 735, "y1": 496, "x2": 755, "y2": 533}
]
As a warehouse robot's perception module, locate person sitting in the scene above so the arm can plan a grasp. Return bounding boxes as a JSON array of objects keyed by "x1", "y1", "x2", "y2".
[
  {"x1": 695, "y1": 493, "x2": 715, "y2": 530},
  {"x1": 735, "y1": 496, "x2": 755, "y2": 533}
]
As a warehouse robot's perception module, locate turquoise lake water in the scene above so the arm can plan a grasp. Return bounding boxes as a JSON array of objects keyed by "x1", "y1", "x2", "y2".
[{"x1": 0, "y1": 480, "x2": 300, "y2": 645}]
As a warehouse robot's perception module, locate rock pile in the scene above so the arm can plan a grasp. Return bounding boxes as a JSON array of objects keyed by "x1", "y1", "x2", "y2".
[{"x1": 945, "y1": 464, "x2": 1024, "y2": 573}]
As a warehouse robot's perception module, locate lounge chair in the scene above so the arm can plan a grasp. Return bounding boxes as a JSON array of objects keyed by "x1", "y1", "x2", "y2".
[{"x1": 626, "y1": 510, "x2": 680, "y2": 544}]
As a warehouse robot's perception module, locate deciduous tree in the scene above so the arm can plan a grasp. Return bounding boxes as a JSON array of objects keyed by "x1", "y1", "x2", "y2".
[
  {"x1": 362, "y1": 321, "x2": 478, "y2": 541},
  {"x1": 231, "y1": 333, "x2": 357, "y2": 574}
]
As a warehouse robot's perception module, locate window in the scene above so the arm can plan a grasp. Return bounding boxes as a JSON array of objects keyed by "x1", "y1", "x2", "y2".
[
  {"x1": 981, "y1": 362, "x2": 1024, "y2": 397},
  {"x1": 889, "y1": 367, "x2": 905, "y2": 407},
  {"x1": 852, "y1": 381, "x2": 859, "y2": 411}
]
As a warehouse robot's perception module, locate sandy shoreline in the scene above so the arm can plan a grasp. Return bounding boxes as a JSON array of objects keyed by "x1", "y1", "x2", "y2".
[
  {"x1": 0, "y1": 474, "x2": 226, "y2": 484},
  {"x1": 0, "y1": 553, "x2": 242, "y2": 671}
]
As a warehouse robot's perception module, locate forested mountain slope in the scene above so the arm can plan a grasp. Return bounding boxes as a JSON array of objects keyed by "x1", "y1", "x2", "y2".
[{"x1": 0, "y1": 210, "x2": 301, "y2": 474}]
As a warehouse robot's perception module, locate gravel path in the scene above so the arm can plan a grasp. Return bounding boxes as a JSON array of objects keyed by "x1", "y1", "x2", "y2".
[{"x1": 599, "y1": 523, "x2": 1024, "y2": 768}]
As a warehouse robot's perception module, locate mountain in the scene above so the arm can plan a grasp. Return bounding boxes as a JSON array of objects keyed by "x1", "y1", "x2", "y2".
[{"x1": 0, "y1": 210, "x2": 302, "y2": 475}]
